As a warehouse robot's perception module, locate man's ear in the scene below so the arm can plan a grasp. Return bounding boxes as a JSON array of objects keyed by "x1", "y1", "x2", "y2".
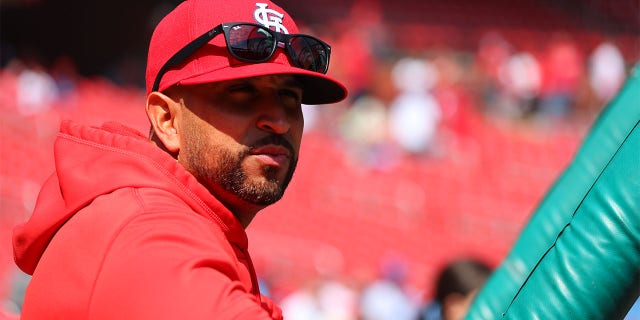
[{"x1": 146, "y1": 91, "x2": 181, "y2": 154}]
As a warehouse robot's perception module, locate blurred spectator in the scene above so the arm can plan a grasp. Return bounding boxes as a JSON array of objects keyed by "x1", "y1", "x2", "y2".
[
  {"x1": 280, "y1": 281, "x2": 323, "y2": 320},
  {"x1": 316, "y1": 278, "x2": 358, "y2": 320},
  {"x1": 477, "y1": 32, "x2": 512, "y2": 84},
  {"x1": 388, "y1": 57, "x2": 442, "y2": 156},
  {"x1": 15, "y1": 60, "x2": 58, "y2": 115},
  {"x1": 588, "y1": 41, "x2": 626, "y2": 105},
  {"x1": 476, "y1": 32, "x2": 513, "y2": 115},
  {"x1": 417, "y1": 259, "x2": 492, "y2": 320},
  {"x1": 331, "y1": 0, "x2": 387, "y2": 98},
  {"x1": 339, "y1": 93, "x2": 398, "y2": 169},
  {"x1": 280, "y1": 278, "x2": 358, "y2": 320},
  {"x1": 429, "y1": 51, "x2": 479, "y2": 156},
  {"x1": 50, "y1": 56, "x2": 79, "y2": 100},
  {"x1": 497, "y1": 51, "x2": 542, "y2": 118},
  {"x1": 359, "y1": 256, "x2": 419, "y2": 320},
  {"x1": 537, "y1": 33, "x2": 584, "y2": 119}
]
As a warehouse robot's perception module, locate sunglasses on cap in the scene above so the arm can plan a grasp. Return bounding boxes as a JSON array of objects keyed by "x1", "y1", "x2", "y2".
[{"x1": 152, "y1": 22, "x2": 332, "y2": 92}]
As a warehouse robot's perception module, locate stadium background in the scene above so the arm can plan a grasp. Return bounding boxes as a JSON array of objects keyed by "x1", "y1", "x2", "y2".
[{"x1": 1, "y1": 0, "x2": 639, "y2": 317}]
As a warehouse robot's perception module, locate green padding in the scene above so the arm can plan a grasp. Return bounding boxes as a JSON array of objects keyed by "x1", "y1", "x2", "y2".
[
  {"x1": 506, "y1": 127, "x2": 640, "y2": 318},
  {"x1": 466, "y1": 62, "x2": 640, "y2": 319}
]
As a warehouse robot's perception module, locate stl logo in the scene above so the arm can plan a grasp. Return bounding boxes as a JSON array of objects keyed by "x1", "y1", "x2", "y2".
[{"x1": 254, "y1": 2, "x2": 289, "y2": 34}]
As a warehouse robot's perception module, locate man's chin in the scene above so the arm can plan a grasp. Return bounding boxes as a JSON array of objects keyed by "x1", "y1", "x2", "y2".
[{"x1": 235, "y1": 178, "x2": 285, "y2": 206}]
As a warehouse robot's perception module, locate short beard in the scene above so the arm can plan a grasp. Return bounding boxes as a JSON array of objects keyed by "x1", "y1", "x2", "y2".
[{"x1": 186, "y1": 140, "x2": 297, "y2": 206}]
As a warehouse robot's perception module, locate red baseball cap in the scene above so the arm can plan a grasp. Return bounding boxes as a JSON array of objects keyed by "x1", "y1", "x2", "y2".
[{"x1": 146, "y1": 0, "x2": 348, "y2": 105}]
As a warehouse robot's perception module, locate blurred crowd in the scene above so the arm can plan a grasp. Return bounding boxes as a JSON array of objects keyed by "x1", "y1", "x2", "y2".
[
  {"x1": 1, "y1": 1, "x2": 638, "y2": 319},
  {"x1": 327, "y1": 30, "x2": 631, "y2": 171},
  {"x1": 3, "y1": 28, "x2": 633, "y2": 166},
  {"x1": 257, "y1": 257, "x2": 493, "y2": 320}
]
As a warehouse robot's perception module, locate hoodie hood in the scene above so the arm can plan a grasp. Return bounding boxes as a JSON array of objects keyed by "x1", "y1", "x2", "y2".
[{"x1": 13, "y1": 121, "x2": 245, "y2": 275}]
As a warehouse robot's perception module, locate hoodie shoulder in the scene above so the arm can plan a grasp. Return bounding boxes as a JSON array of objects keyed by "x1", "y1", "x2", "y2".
[{"x1": 13, "y1": 121, "x2": 242, "y2": 275}]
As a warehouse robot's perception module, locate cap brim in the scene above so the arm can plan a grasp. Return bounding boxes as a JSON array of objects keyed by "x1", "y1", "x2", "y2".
[{"x1": 178, "y1": 63, "x2": 348, "y2": 105}]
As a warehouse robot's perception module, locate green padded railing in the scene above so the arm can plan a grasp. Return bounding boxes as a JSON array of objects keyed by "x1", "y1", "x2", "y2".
[{"x1": 466, "y1": 62, "x2": 640, "y2": 320}]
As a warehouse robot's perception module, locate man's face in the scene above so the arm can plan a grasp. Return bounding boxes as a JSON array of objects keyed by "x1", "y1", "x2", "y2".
[{"x1": 173, "y1": 75, "x2": 304, "y2": 212}]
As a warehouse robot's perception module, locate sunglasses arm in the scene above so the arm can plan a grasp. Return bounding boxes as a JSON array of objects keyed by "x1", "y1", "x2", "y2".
[{"x1": 152, "y1": 27, "x2": 223, "y2": 92}]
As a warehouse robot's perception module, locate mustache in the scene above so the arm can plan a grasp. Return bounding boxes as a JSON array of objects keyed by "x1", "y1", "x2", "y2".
[{"x1": 248, "y1": 135, "x2": 296, "y2": 157}]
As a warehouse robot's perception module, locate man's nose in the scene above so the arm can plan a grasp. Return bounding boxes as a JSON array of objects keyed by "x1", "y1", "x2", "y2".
[{"x1": 255, "y1": 95, "x2": 291, "y2": 134}]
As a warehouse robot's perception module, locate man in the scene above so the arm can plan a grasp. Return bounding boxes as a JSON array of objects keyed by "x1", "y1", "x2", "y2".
[
  {"x1": 12, "y1": 0, "x2": 347, "y2": 318},
  {"x1": 417, "y1": 259, "x2": 492, "y2": 320}
]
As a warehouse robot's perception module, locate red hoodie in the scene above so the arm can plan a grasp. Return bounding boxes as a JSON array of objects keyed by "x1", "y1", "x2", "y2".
[{"x1": 13, "y1": 121, "x2": 282, "y2": 319}]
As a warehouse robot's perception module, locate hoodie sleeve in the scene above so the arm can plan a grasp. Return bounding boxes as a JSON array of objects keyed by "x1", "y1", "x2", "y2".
[{"x1": 87, "y1": 209, "x2": 282, "y2": 320}]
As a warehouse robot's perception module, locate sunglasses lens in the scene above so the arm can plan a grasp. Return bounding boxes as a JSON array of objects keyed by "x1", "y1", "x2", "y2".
[
  {"x1": 289, "y1": 36, "x2": 329, "y2": 73},
  {"x1": 225, "y1": 24, "x2": 329, "y2": 73},
  {"x1": 227, "y1": 24, "x2": 275, "y2": 61}
]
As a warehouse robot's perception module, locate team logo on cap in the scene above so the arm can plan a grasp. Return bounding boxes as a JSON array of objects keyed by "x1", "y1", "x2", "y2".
[{"x1": 254, "y1": 3, "x2": 289, "y2": 34}]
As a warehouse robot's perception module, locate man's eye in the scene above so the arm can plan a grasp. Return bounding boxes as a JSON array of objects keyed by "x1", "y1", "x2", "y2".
[
  {"x1": 229, "y1": 84, "x2": 256, "y2": 94},
  {"x1": 279, "y1": 89, "x2": 302, "y2": 102}
]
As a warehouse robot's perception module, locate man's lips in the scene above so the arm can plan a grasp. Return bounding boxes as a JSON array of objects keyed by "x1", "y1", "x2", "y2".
[{"x1": 249, "y1": 145, "x2": 292, "y2": 167}]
